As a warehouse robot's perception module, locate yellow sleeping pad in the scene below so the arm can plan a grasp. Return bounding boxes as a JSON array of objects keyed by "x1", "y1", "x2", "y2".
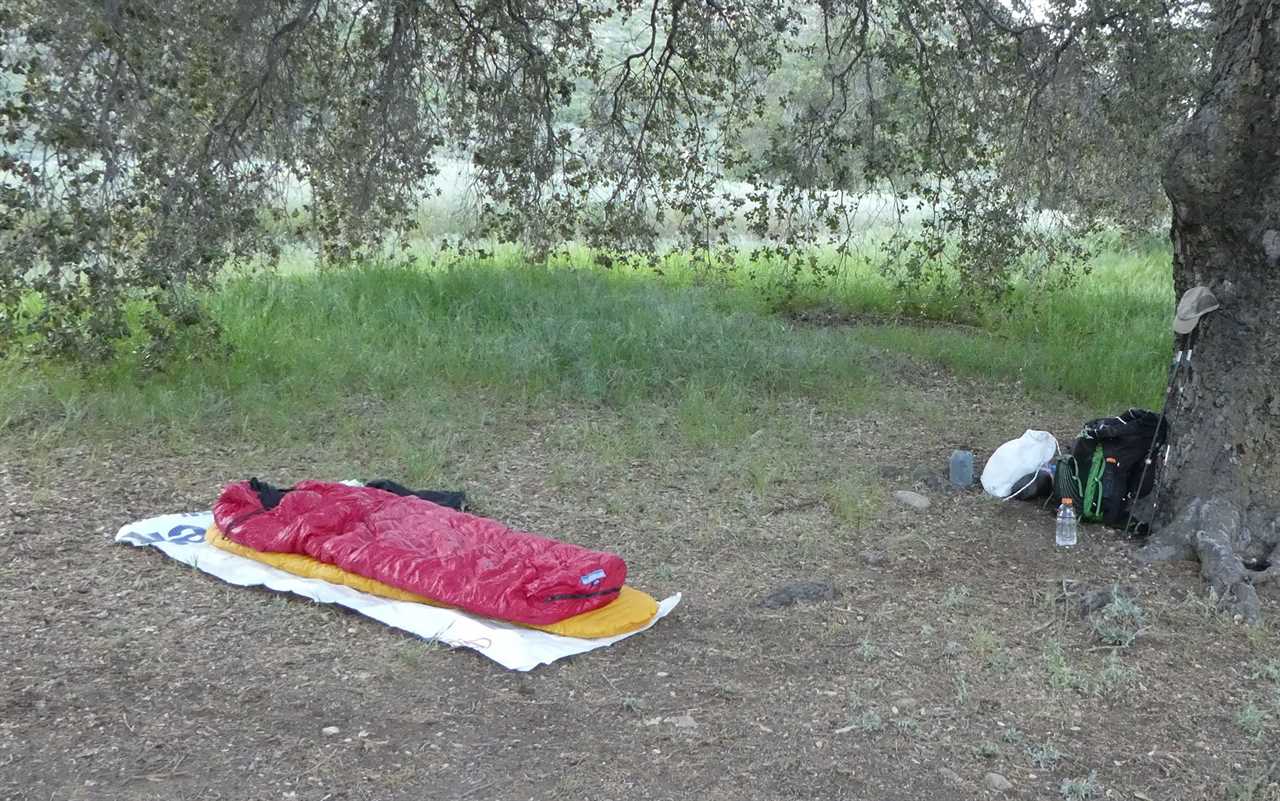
[{"x1": 206, "y1": 524, "x2": 659, "y2": 639}]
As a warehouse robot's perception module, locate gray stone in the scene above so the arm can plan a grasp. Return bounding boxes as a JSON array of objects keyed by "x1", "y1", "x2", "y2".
[
  {"x1": 1076, "y1": 583, "x2": 1139, "y2": 617},
  {"x1": 983, "y1": 772, "x2": 1013, "y2": 792},
  {"x1": 861, "y1": 549, "x2": 888, "y2": 567},
  {"x1": 893, "y1": 490, "x2": 931, "y2": 511},
  {"x1": 757, "y1": 581, "x2": 837, "y2": 609},
  {"x1": 1264, "y1": 229, "x2": 1280, "y2": 266},
  {"x1": 938, "y1": 767, "x2": 964, "y2": 787},
  {"x1": 1230, "y1": 582, "x2": 1262, "y2": 625},
  {"x1": 894, "y1": 696, "x2": 920, "y2": 712}
]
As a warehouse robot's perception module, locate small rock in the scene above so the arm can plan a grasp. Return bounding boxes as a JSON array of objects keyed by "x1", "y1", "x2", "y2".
[
  {"x1": 1077, "y1": 583, "x2": 1139, "y2": 616},
  {"x1": 860, "y1": 549, "x2": 888, "y2": 567},
  {"x1": 908, "y1": 465, "x2": 950, "y2": 490},
  {"x1": 893, "y1": 490, "x2": 931, "y2": 511},
  {"x1": 668, "y1": 714, "x2": 698, "y2": 730},
  {"x1": 895, "y1": 696, "x2": 920, "y2": 712},
  {"x1": 1264, "y1": 229, "x2": 1280, "y2": 266},
  {"x1": 321, "y1": 726, "x2": 340, "y2": 736},
  {"x1": 983, "y1": 772, "x2": 1013, "y2": 792},
  {"x1": 1231, "y1": 582, "x2": 1262, "y2": 624},
  {"x1": 757, "y1": 581, "x2": 836, "y2": 609},
  {"x1": 938, "y1": 767, "x2": 964, "y2": 786}
]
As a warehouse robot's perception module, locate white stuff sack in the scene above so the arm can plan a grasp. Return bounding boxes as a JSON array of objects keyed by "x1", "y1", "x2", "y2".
[{"x1": 981, "y1": 429, "x2": 1059, "y2": 500}]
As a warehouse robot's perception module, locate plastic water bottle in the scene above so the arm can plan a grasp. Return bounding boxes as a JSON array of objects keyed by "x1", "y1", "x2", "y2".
[
  {"x1": 1056, "y1": 498, "x2": 1078, "y2": 547},
  {"x1": 949, "y1": 449, "x2": 974, "y2": 488}
]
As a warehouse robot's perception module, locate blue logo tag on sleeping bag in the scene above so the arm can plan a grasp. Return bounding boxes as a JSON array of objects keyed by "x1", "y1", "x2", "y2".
[{"x1": 579, "y1": 569, "x2": 606, "y2": 586}]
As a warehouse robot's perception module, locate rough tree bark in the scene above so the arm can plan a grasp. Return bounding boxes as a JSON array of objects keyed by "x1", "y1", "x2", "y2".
[{"x1": 1139, "y1": 0, "x2": 1280, "y2": 621}]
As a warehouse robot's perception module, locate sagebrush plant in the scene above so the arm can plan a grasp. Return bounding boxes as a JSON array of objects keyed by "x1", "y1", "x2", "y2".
[
  {"x1": 1060, "y1": 771, "x2": 1102, "y2": 801},
  {"x1": 1254, "y1": 659, "x2": 1280, "y2": 685},
  {"x1": 854, "y1": 711, "x2": 884, "y2": 734},
  {"x1": 1027, "y1": 741, "x2": 1063, "y2": 770},
  {"x1": 1089, "y1": 592, "x2": 1147, "y2": 647},
  {"x1": 1236, "y1": 704, "x2": 1266, "y2": 739},
  {"x1": 941, "y1": 585, "x2": 971, "y2": 610}
]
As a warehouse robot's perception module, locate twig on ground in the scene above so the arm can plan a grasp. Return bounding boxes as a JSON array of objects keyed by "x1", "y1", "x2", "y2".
[
  {"x1": 458, "y1": 779, "x2": 499, "y2": 799},
  {"x1": 764, "y1": 498, "x2": 823, "y2": 516},
  {"x1": 1023, "y1": 619, "x2": 1057, "y2": 636}
]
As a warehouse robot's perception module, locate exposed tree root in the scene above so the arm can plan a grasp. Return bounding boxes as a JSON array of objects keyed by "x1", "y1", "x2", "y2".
[{"x1": 1139, "y1": 497, "x2": 1273, "y2": 624}]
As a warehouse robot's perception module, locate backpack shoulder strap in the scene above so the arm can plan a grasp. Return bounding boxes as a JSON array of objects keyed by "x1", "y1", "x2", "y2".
[
  {"x1": 1081, "y1": 445, "x2": 1106, "y2": 522},
  {"x1": 1054, "y1": 454, "x2": 1082, "y2": 508}
]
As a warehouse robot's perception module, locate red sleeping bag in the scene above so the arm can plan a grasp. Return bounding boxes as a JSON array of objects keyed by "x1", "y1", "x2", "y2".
[{"x1": 212, "y1": 480, "x2": 626, "y2": 626}]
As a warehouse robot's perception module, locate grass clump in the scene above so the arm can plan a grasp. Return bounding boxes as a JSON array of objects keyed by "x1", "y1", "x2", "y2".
[
  {"x1": 1000, "y1": 727, "x2": 1024, "y2": 744},
  {"x1": 1044, "y1": 640, "x2": 1090, "y2": 693},
  {"x1": 1027, "y1": 741, "x2": 1063, "y2": 770},
  {"x1": 1089, "y1": 593, "x2": 1147, "y2": 648},
  {"x1": 825, "y1": 472, "x2": 884, "y2": 529},
  {"x1": 1096, "y1": 653, "x2": 1140, "y2": 698}
]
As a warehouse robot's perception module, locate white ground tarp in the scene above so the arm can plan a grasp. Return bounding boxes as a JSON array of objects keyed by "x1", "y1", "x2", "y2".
[{"x1": 116, "y1": 512, "x2": 680, "y2": 671}]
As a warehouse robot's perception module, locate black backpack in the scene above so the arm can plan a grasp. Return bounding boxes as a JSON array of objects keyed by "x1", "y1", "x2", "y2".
[{"x1": 1053, "y1": 409, "x2": 1169, "y2": 527}]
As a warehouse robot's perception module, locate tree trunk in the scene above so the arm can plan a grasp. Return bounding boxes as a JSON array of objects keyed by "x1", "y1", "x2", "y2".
[{"x1": 1140, "y1": 0, "x2": 1280, "y2": 621}]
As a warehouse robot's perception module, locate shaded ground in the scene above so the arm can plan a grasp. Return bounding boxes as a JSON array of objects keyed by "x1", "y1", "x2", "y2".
[{"x1": 2, "y1": 358, "x2": 1278, "y2": 801}]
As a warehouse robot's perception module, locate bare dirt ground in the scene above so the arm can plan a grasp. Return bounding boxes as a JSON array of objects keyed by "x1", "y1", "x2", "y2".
[{"x1": 2, "y1": 360, "x2": 1278, "y2": 801}]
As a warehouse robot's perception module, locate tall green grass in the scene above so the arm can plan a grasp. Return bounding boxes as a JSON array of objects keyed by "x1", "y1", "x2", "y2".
[
  {"x1": 760, "y1": 234, "x2": 1174, "y2": 410},
  {"x1": 0, "y1": 235, "x2": 1173, "y2": 444},
  {"x1": 1, "y1": 264, "x2": 874, "y2": 441}
]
